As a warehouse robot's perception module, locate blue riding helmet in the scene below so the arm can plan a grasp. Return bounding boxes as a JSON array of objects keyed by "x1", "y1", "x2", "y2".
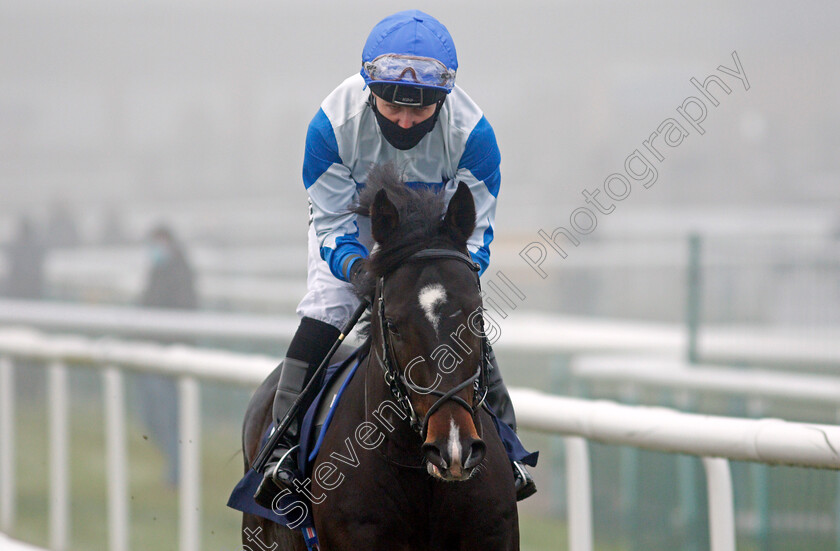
[{"x1": 361, "y1": 10, "x2": 458, "y2": 107}]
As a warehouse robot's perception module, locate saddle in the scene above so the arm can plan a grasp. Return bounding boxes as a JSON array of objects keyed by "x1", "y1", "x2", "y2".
[{"x1": 227, "y1": 346, "x2": 365, "y2": 529}]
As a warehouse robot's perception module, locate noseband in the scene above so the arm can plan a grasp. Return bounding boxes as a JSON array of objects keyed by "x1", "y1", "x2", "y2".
[{"x1": 376, "y1": 248, "x2": 490, "y2": 439}]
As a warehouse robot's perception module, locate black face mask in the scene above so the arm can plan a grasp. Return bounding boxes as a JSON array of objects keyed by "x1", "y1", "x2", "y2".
[{"x1": 369, "y1": 96, "x2": 443, "y2": 151}]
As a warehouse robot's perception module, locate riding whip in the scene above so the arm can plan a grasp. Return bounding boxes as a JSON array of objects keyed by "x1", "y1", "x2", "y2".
[{"x1": 251, "y1": 297, "x2": 370, "y2": 472}]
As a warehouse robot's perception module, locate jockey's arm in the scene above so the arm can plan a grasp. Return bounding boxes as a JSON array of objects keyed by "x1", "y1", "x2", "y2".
[
  {"x1": 446, "y1": 115, "x2": 501, "y2": 277},
  {"x1": 302, "y1": 108, "x2": 368, "y2": 283}
]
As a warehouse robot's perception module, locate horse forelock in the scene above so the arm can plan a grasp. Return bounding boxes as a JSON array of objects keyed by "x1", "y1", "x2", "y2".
[{"x1": 350, "y1": 162, "x2": 459, "y2": 299}]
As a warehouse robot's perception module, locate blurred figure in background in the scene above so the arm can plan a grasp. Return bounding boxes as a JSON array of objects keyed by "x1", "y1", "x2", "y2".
[
  {"x1": 4, "y1": 215, "x2": 46, "y2": 299},
  {"x1": 140, "y1": 225, "x2": 198, "y2": 310},
  {"x1": 136, "y1": 224, "x2": 198, "y2": 487}
]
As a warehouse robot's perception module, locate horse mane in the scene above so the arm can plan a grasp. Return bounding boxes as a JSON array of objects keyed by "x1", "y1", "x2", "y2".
[{"x1": 350, "y1": 162, "x2": 457, "y2": 298}]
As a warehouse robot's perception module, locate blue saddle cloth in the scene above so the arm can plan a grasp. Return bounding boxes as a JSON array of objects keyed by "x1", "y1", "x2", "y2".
[
  {"x1": 227, "y1": 350, "x2": 362, "y2": 530},
  {"x1": 227, "y1": 346, "x2": 539, "y2": 530}
]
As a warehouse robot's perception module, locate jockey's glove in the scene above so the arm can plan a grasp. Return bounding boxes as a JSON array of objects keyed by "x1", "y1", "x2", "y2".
[{"x1": 349, "y1": 258, "x2": 367, "y2": 286}]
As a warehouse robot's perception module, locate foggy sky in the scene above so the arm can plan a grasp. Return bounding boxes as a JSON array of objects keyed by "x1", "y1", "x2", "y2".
[{"x1": 1, "y1": 0, "x2": 839, "y2": 242}]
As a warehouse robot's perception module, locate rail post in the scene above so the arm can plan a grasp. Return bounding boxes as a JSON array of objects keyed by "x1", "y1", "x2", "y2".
[
  {"x1": 618, "y1": 385, "x2": 640, "y2": 551},
  {"x1": 674, "y1": 391, "x2": 702, "y2": 551},
  {"x1": 0, "y1": 356, "x2": 14, "y2": 533},
  {"x1": 103, "y1": 367, "x2": 129, "y2": 551},
  {"x1": 178, "y1": 376, "x2": 201, "y2": 551},
  {"x1": 550, "y1": 355, "x2": 570, "y2": 517},
  {"x1": 48, "y1": 361, "x2": 69, "y2": 551},
  {"x1": 702, "y1": 457, "x2": 736, "y2": 551},
  {"x1": 565, "y1": 437, "x2": 593, "y2": 551}
]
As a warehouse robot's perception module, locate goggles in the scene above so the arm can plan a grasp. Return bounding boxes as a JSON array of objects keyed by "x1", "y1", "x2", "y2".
[
  {"x1": 369, "y1": 83, "x2": 446, "y2": 107},
  {"x1": 363, "y1": 54, "x2": 456, "y2": 92}
]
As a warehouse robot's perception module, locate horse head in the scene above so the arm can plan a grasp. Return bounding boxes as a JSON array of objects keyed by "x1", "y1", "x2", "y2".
[{"x1": 362, "y1": 171, "x2": 488, "y2": 482}]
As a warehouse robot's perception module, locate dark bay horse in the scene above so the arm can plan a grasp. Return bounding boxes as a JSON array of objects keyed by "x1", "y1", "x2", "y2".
[{"x1": 241, "y1": 165, "x2": 519, "y2": 550}]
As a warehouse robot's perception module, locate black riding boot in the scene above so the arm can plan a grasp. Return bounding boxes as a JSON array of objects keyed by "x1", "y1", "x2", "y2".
[
  {"x1": 485, "y1": 346, "x2": 537, "y2": 501},
  {"x1": 253, "y1": 357, "x2": 311, "y2": 509},
  {"x1": 253, "y1": 317, "x2": 340, "y2": 509},
  {"x1": 485, "y1": 347, "x2": 517, "y2": 431}
]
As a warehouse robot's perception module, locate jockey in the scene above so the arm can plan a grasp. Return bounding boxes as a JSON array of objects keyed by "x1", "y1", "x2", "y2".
[{"x1": 255, "y1": 9, "x2": 536, "y2": 503}]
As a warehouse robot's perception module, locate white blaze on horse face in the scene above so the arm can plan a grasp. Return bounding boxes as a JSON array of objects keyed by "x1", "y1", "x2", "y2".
[
  {"x1": 418, "y1": 283, "x2": 447, "y2": 336},
  {"x1": 448, "y1": 417, "x2": 462, "y2": 469}
]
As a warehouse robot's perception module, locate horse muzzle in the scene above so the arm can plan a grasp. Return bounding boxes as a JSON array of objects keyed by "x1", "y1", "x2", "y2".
[{"x1": 422, "y1": 432, "x2": 486, "y2": 481}]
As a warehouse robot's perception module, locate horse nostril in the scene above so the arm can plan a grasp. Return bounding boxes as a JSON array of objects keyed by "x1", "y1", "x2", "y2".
[
  {"x1": 464, "y1": 439, "x2": 486, "y2": 469},
  {"x1": 422, "y1": 442, "x2": 448, "y2": 470}
]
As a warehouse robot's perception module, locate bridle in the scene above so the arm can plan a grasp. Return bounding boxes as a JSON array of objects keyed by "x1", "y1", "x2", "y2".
[{"x1": 375, "y1": 248, "x2": 490, "y2": 439}]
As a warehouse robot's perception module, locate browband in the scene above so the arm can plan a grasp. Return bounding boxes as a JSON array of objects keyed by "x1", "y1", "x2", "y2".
[{"x1": 406, "y1": 249, "x2": 480, "y2": 273}]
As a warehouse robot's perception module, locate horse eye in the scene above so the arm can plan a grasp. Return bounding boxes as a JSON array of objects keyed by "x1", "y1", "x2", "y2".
[{"x1": 386, "y1": 319, "x2": 400, "y2": 336}]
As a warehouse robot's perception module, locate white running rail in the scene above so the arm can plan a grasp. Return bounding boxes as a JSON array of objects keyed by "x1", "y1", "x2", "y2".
[
  {"x1": 571, "y1": 355, "x2": 840, "y2": 404},
  {"x1": 4, "y1": 298, "x2": 840, "y2": 369},
  {"x1": 509, "y1": 388, "x2": 840, "y2": 551},
  {"x1": 2, "y1": 328, "x2": 840, "y2": 551},
  {"x1": 0, "y1": 328, "x2": 275, "y2": 551}
]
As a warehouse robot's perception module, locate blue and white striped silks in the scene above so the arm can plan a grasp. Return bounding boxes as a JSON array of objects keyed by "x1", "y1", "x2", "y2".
[{"x1": 303, "y1": 73, "x2": 501, "y2": 283}]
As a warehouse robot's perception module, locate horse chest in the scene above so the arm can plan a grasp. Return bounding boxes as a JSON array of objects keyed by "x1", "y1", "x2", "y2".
[{"x1": 312, "y1": 455, "x2": 517, "y2": 551}]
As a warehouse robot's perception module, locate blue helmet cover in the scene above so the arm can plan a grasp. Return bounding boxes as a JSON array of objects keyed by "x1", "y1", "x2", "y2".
[{"x1": 361, "y1": 10, "x2": 458, "y2": 92}]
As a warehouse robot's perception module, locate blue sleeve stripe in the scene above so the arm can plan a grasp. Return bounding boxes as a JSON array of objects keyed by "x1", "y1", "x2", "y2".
[
  {"x1": 469, "y1": 224, "x2": 493, "y2": 276},
  {"x1": 303, "y1": 108, "x2": 343, "y2": 190},
  {"x1": 320, "y1": 234, "x2": 369, "y2": 282},
  {"x1": 458, "y1": 116, "x2": 501, "y2": 198}
]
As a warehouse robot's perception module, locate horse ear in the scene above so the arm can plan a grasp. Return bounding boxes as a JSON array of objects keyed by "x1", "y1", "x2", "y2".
[
  {"x1": 370, "y1": 188, "x2": 400, "y2": 244},
  {"x1": 443, "y1": 182, "x2": 476, "y2": 245}
]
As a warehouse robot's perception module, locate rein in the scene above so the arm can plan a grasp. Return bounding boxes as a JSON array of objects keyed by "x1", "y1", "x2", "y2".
[{"x1": 374, "y1": 248, "x2": 490, "y2": 439}]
